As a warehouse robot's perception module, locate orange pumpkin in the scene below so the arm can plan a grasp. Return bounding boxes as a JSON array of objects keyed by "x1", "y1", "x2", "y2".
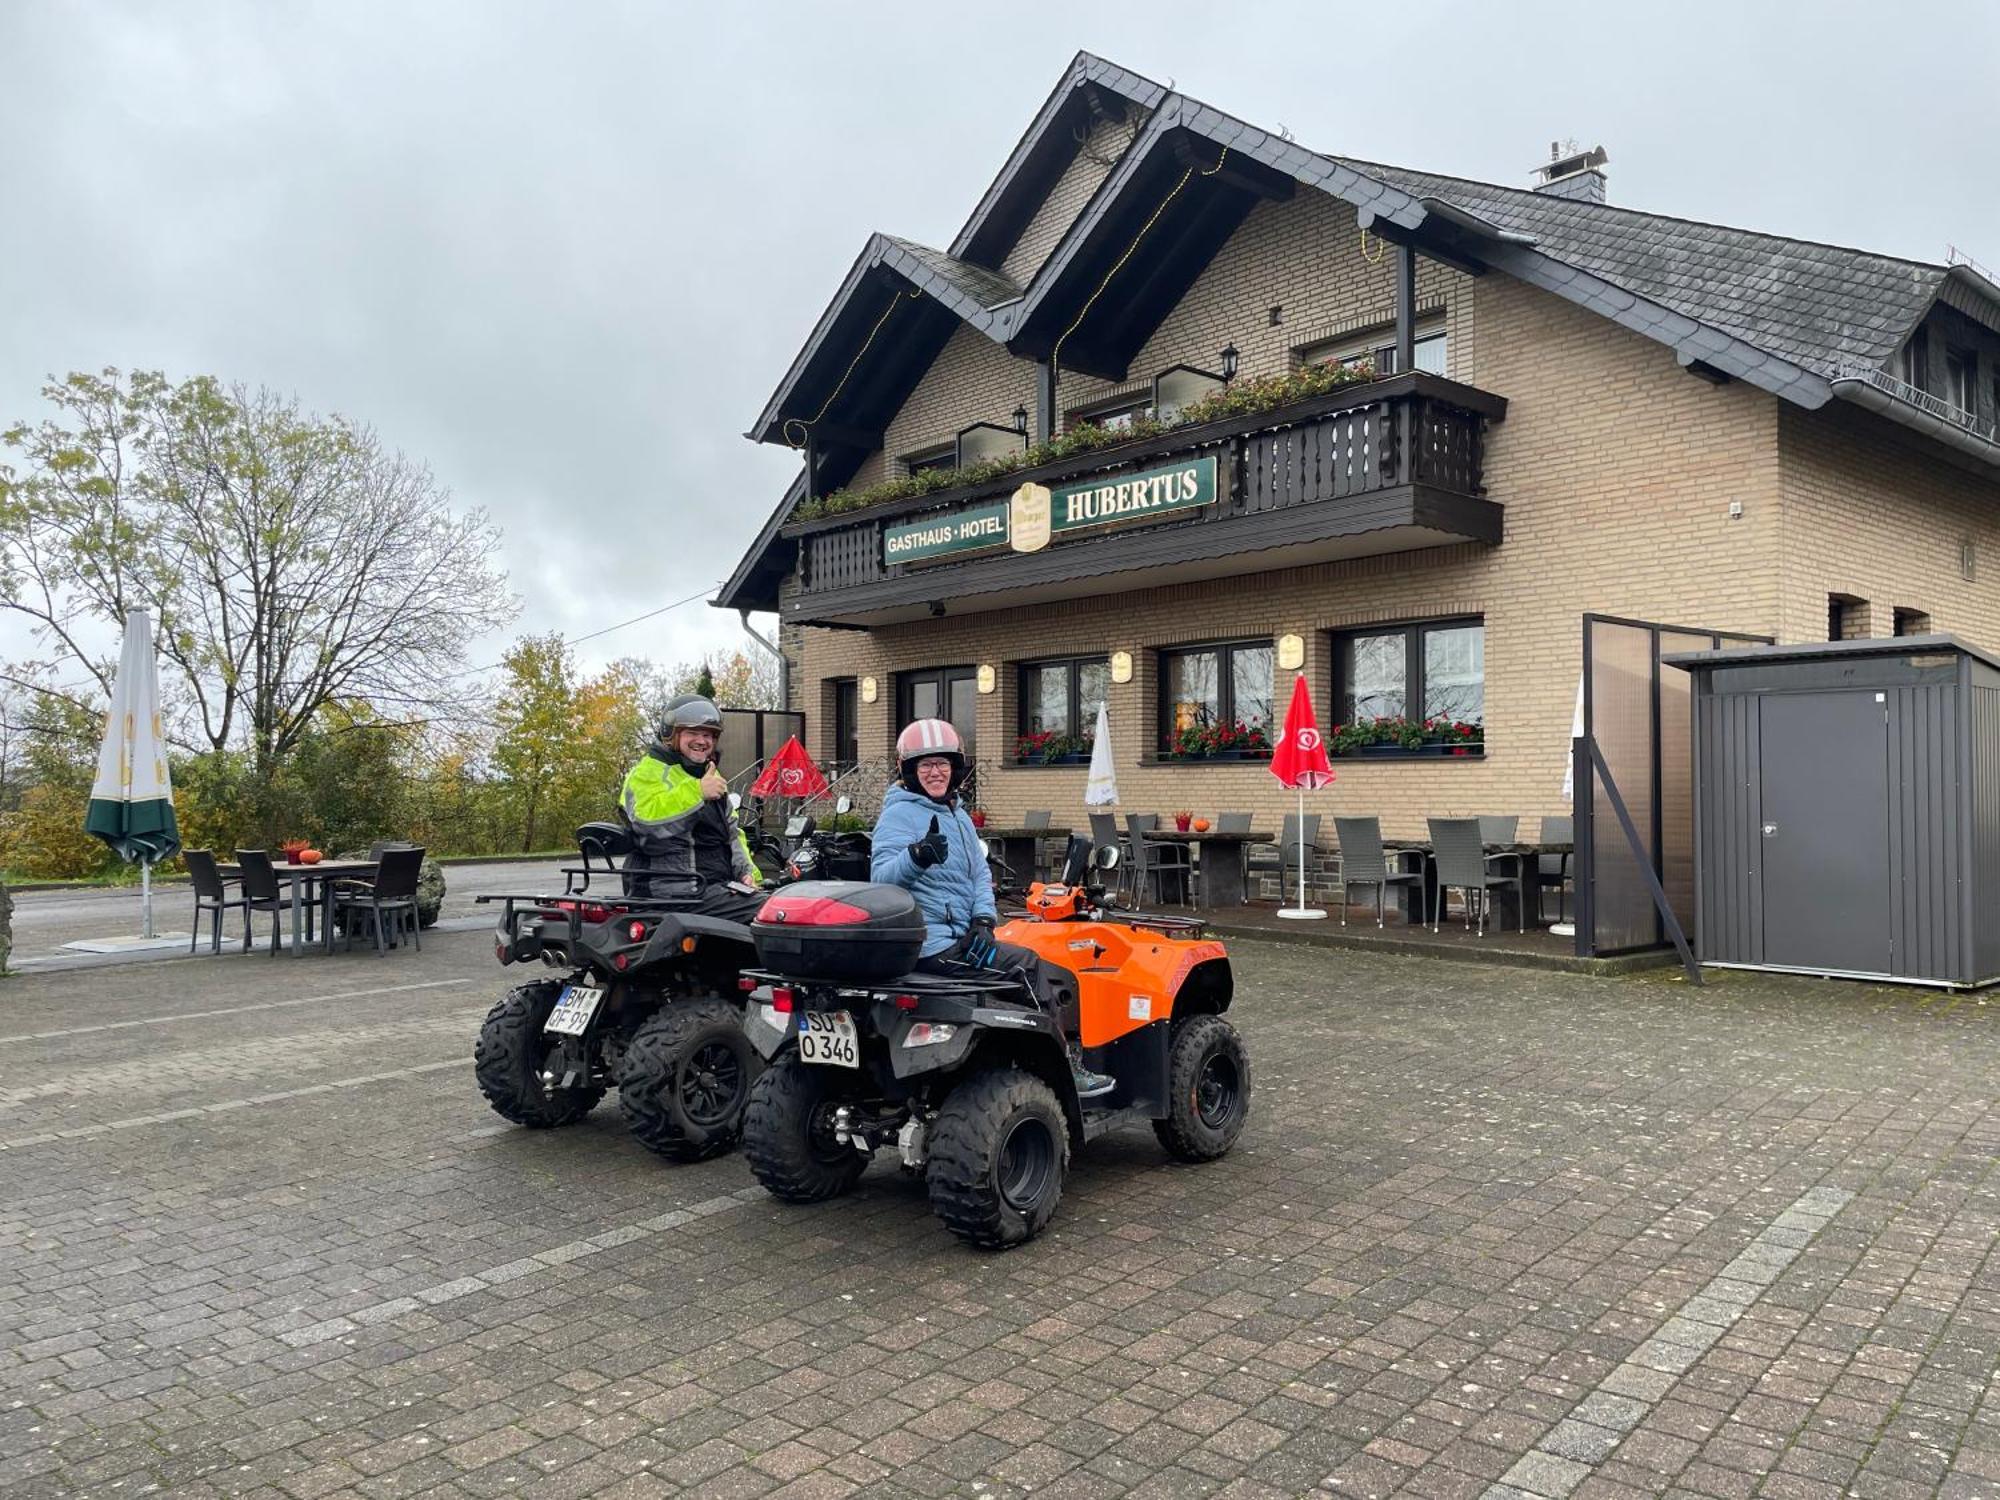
[
  {"x1": 1192, "y1": 817, "x2": 1211, "y2": 833},
  {"x1": 301, "y1": 849, "x2": 323, "y2": 865}
]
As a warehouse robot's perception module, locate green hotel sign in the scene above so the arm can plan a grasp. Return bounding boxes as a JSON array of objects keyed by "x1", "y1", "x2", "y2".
[{"x1": 882, "y1": 455, "x2": 1216, "y2": 565}]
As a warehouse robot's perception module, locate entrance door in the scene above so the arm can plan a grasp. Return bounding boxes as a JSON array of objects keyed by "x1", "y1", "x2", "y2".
[
  {"x1": 899, "y1": 667, "x2": 978, "y2": 761},
  {"x1": 1758, "y1": 690, "x2": 1891, "y2": 974}
]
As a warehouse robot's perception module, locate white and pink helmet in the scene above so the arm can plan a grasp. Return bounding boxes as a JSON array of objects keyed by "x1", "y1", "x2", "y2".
[{"x1": 895, "y1": 717, "x2": 966, "y2": 792}]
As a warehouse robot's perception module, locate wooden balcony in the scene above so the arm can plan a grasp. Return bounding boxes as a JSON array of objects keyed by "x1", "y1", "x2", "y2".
[{"x1": 782, "y1": 371, "x2": 1507, "y2": 626}]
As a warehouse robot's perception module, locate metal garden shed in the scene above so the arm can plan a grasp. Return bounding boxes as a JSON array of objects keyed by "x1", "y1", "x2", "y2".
[{"x1": 1665, "y1": 635, "x2": 2000, "y2": 987}]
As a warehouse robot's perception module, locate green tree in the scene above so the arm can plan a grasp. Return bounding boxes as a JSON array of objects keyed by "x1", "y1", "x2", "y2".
[
  {"x1": 492, "y1": 634, "x2": 579, "y2": 853},
  {"x1": 694, "y1": 661, "x2": 716, "y2": 700},
  {"x1": 0, "y1": 369, "x2": 516, "y2": 769}
]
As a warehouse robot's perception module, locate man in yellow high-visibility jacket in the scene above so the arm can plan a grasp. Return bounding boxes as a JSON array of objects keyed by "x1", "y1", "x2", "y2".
[{"x1": 620, "y1": 695, "x2": 764, "y2": 919}]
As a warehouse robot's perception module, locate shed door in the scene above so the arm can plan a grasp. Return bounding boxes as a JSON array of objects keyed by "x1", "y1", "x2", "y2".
[{"x1": 1759, "y1": 690, "x2": 1891, "y2": 973}]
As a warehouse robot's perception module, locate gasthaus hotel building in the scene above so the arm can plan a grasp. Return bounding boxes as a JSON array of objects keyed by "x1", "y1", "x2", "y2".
[{"x1": 717, "y1": 52, "x2": 2000, "y2": 844}]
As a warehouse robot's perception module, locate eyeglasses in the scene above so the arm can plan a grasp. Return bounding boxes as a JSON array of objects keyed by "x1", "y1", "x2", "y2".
[{"x1": 916, "y1": 757, "x2": 953, "y2": 772}]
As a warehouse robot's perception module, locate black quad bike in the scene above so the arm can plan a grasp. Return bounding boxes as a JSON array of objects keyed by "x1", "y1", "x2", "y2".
[
  {"x1": 473, "y1": 822, "x2": 774, "y2": 1160},
  {"x1": 739, "y1": 837, "x2": 1249, "y2": 1248}
]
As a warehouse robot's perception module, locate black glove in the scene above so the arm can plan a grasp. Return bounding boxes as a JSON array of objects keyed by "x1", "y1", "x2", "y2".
[
  {"x1": 911, "y1": 815, "x2": 949, "y2": 870},
  {"x1": 963, "y1": 915, "x2": 999, "y2": 968}
]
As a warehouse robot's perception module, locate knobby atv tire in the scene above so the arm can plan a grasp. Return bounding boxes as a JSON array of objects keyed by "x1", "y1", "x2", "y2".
[
  {"x1": 474, "y1": 980, "x2": 605, "y2": 1128},
  {"x1": 742, "y1": 1054, "x2": 869, "y2": 1203},
  {"x1": 927, "y1": 1066, "x2": 1069, "y2": 1249},
  {"x1": 617, "y1": 997, "x2": 759, "y2": 1162},
  {"x1": 1154, "y1": 1013, "x2": 1251, "y2": 1162}
]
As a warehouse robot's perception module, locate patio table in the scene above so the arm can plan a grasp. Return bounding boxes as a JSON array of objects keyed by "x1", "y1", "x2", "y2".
[
  {"x1": 981, "y1": 826, "x2": 1071, "y2": 888},
  {"x1": 1137, "y1": 829, "x2": 1271, "y2": 910},
  {"x1": 219, "y1": 858, "x2": 380, "y2": 956},
  {"x1": 1381, "y1": 839, "x2": 1573, "y2": 928}
]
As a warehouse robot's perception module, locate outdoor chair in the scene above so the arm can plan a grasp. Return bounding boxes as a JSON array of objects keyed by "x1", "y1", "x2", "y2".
[
  {"x1": 336, "y1": 845, "x2": 425, "y2": 956},
  {"x1": 1247, "y1": 814, "x2": 1326, "y2": 903},
  {"x1": 1333, "y1": 817, "x2": 1424, "y2": 927},
  {"x1": 1126, "y1": 813, "x2": 1191, "y2": 907},
  {"x1": 1427, "y1": 817, "x2": 1524, "y2": 935},
  {"x1": 1216, "y1": 812, "x2": 1253, "y2": 834},
  {"x1": 1536, "y1": 814, "x2": 1575, "y2": 922},
  {"x1": 233, "y1": 849, "x2": 291, "y2": 956},
  {"x1": 1477, "y1": 815, "x2": 1520, "y2": 845},
  {"x1": 1023, "y1": 808, "x2": 1061, "y2": 878},
  {"x1": 185, "y1": 849, "x2": 250, "y2": 955}
]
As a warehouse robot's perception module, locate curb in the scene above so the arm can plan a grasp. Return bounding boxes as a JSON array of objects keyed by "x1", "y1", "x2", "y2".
[{"x1": 1202, "y1": 918, "x2": 1677, "y2": 977}]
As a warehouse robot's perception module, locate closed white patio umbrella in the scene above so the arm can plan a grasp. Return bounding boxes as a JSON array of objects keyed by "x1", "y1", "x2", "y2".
[{"x1": 84, "y1": 609, "x2": 181, "y2": 940}]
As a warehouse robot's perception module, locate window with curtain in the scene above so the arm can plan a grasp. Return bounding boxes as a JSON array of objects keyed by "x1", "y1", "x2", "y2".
[
  {"x1": 1332, "y1": 618, "x2": 1485, "y2": 754},
  {"x1": 1157, "y1": 640, "x2": 1274, "y2": 755},
  {"x1": 1015, "y1": 657, "x2": 1110, "y2": 761}
]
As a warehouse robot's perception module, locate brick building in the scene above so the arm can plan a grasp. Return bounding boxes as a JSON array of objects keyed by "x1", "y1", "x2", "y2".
[{"x1": 716, "y1": 52, "x2": 2000, "y2": 846}]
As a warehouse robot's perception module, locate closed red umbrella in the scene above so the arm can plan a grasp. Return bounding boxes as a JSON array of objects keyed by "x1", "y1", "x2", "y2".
[
  {"x1": 749, "y1": 735, "x2": 829, "y2": 800},
  {"x1": 1269, "y1": 675, "x2": 1335, "y2": 918}
]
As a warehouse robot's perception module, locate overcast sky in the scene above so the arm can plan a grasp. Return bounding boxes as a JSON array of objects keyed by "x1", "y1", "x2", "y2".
[{"x1": 4, "y1": 1, "x2": 1996, "y2": 681}]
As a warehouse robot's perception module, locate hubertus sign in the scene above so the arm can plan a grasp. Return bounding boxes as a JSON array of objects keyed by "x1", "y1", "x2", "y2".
[{"x1": 882, "y1": 455, "x2": 1217, "y2": 565}]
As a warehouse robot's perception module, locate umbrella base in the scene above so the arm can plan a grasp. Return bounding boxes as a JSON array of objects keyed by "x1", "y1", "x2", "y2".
[{"x1": 1276, "y1": 908, "x2": 1328, "y2": 921}]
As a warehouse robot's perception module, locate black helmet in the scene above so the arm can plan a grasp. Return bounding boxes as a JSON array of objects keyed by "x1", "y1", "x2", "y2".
[{"x1": 656, "y1": 694, "x2": 722, "y2": 743}]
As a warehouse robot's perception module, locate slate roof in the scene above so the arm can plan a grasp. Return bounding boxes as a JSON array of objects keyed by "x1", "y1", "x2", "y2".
[
  {"x1": 880, "y1": 236, "x2": 1022, "y2": 311},
  {"x1": 1336, "y1": 158, "x2": 1949, "y2": 380}
]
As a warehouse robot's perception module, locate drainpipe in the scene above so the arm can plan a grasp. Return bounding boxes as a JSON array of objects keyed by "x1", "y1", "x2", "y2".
[{"x1": 739, "y1": 609, "x2": 788, "y2": 709}]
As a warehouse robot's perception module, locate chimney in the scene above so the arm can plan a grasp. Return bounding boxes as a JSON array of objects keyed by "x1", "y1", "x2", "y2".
[{"x1": 1533, "y1": 140, "x2": 1609, "y2": 204}]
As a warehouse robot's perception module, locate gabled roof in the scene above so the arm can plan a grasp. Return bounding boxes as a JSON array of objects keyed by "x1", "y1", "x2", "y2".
[
  {"x1": 720, "y1": 52, "x2": 1996, "y2": 612},
  {"x1": 1338, "y1": 159, "x2": 1947, "y2": 381}
]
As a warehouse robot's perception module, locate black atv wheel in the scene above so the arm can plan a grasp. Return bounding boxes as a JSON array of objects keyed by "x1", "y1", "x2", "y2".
[
  {"x1": 742, "y1": 1054, "x2": 870, "y2": 1203},
  {"x1": 927, "y1": 1066, "x2": 1069, "y2": 1249},
  {"x1": 1154, "y1": 1014, "x2": 1251, "y2": 1162},
  {"x1": 617, "y1": 997, "x2": 760, "y2": 1161},
  {"x1": 474, "y1": 980, "x2": 606, "y2": 1128}
]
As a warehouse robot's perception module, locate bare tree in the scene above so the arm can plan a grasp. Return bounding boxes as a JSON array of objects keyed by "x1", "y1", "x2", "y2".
[{"x1": 0, "y1": 370, "x2": 516, "y2": 769}]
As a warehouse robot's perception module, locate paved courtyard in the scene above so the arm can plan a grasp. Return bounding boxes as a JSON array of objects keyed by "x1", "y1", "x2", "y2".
[{"x1": 2, "y1": 927, "x2": 1997, "y2": 1499}]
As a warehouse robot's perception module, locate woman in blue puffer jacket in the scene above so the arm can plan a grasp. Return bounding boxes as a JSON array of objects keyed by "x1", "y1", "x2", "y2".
[{"x1": 872, "y1": 718, "x2": 1112, "y2": 1096}]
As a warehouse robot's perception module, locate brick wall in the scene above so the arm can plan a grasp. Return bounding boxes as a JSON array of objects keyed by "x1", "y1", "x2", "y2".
[
  {"x1": 1000, "y1": 111, "x2": 1146, "y2": 287},
  {"x1": 1778, "y1": 404, "x2": 2000, "y2": 650}
]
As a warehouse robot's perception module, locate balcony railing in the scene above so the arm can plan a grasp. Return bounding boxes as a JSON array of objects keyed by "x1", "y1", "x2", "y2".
[{"x1": 783, "y1": 371, "x2": 1506, "y2": 615}]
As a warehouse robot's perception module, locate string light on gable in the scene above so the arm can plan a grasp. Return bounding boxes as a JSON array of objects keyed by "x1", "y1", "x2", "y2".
[
  {"x1": 782, "y1": 286, "x2": 924, "y2": 450},
  {"x1": 1050, "y1": 146, "x2": 1230, "y2": 380}
]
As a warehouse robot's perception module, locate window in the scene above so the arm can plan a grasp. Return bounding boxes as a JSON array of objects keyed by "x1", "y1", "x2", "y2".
[
  {"x1": 1157, "y1": 640, "x2": 1274, "y2": 754},
  {"x1": 903, "y1": 444, "x2": 955, "y2": 477},
  {"x1": 1893, "y1": 608, "x2": 1931, "y2": 637},
  {"x1": 1333, "y1": 619, "x2": 1485, "y2": 749},
  {"x1": 1015, "y1": 657, "x2": 1110, "y2": 760},
  {"x1": 830, "y1": 679, "x2": 858, "y2": 772},
  {"x1": 1902, "y1": 326, "x2": 1931, "y2": 393},
  {"x1": 1067, "y1": 393, "x2": 1152, "y2": 433},
  {"x1": 1945, "y1": 346, "x2": 1977, "y2": 416},
  {"x1": 1828, "y1": 594, "x2": 1865, "y2": 641},
  {"x1": 1298, "y1": 316, "x2": 1447, "y2": 379}
]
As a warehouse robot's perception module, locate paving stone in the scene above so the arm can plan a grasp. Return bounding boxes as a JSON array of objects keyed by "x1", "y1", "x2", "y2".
[{"x1": 1, "y1": 929, "x2": 1995, "y2": 1499}]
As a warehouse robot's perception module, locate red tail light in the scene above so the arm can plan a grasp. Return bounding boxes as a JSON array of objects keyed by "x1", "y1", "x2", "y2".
[
  {"x1": 894, "y1": 994, "x2": 919, "y2": 1011},
  {"x1": 495, "y1": 940, "x2": 508, "y2": 963},
  {"x1": 552, "y1": 899, "x2": 614, "y2": 924},
  {"x1": 628, "y1": 920, "x2": 648, "y2": 942},
  {"x1": 769, "y1": 987, "x2": 795, "y2": 1013},
  {"x1": 754, "y1": 894, "x2": 873, "y2": 926},
  {"x1": 613, "y1": 951, "x2": 629, "y2": 971},
  {"x1": 738, "y1": 976, "x2": 757, "y2": 992}
]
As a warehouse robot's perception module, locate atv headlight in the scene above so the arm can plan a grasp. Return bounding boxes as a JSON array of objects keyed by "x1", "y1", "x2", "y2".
[{"x1": 902, "y1": 1022, "x2": 956, "y2": 1049}]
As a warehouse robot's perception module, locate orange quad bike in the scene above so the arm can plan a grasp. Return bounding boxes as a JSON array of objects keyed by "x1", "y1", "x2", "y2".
[{"x1": 738, "y1": 836, "x2": 1249, "y2": 1248}]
